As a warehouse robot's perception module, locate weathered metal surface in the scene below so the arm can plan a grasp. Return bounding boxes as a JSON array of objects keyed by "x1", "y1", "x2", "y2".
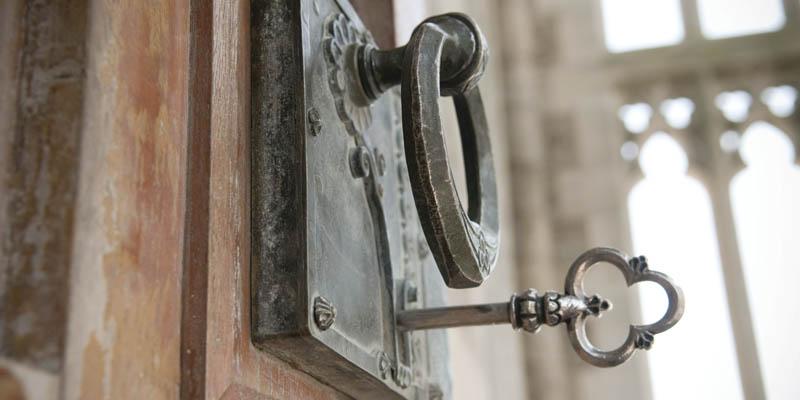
[
  {"x1": 205, "y1": 1, "x2": 348, "y2": 399},
  {"x1": 250, "y1": 1, "x2": 488, "y2": 398},
  {"x1": 250, "y1": 0, "x2": 510, "y2": 396},
  {"x1": 357, "y1": 13, "x2": 499, "y2": 289},
  {"x1": 250, "y1": 1, "x2": 413, "y2": 397},
  {"x1": 0, "y1": 0, "x2": 87, "y2": 372}
]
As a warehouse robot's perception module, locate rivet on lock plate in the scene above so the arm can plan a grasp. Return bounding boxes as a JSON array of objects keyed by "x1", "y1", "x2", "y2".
[{"x1": 250, "y1": 1, "x2": 685, "y2": 398}]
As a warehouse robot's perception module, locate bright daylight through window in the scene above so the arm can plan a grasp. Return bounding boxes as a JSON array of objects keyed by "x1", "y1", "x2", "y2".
[{"x1": 605, "y1": 0, "x2": 798, "y2": 398}]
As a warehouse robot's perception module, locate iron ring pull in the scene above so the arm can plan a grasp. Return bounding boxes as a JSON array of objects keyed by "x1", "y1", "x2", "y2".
[
  {"x1": 402, "y1": 14, "x2": 499, "y2": 289},
  {"x1": 359, "y1": 13, "x2": 498, "y2": 288}
]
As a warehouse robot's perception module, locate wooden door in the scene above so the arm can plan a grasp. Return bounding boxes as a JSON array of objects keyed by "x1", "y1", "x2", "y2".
[{"x1": 0, "y1": 1, "x2": 414, "y2": 399}]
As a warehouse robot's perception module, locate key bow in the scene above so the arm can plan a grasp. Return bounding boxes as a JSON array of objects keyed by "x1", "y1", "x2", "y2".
[{"x1": 563, "y1": 247, "x2": 685, "y2": 367}]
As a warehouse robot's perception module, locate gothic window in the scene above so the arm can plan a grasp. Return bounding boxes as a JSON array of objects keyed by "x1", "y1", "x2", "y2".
[
  {"x1": 596, "y1": 0, "x2": 800, "y2": 396},
  {"x1": 616, "y1": 80, "x2": 800, "y2": 398},
  {"x1": 730, "y1": 121, "x2": 800, "y2": 400},
  {"x1": 627, "y1": 131, "x2": 743, "y2": 400}
]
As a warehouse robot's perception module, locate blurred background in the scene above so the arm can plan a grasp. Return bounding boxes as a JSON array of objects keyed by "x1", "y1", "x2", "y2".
[
  {"x1": 405, "y1": 0, "x2": 800, "y2": 399},
  {"x1": 1, "y1": 0, "x2": 797, "y2": 399}
]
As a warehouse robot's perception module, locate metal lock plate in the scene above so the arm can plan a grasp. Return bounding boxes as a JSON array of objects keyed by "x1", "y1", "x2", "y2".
[
  {"x1": 251, "y1": 1, "x2": 448, "y2": 398},
  {"x1": 250, "y1": 1, "x2": 688, "y2": 396}
]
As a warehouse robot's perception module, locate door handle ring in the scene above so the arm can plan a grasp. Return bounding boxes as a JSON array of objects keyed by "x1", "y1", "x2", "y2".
[{"x1": 360, "y1": 14, "x2": 499, "y2": 288}]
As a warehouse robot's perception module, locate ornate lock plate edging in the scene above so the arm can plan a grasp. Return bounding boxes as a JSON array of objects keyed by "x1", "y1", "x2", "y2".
[{"x1": 250, "y1": 1, "x2": 446, "y2": 399}]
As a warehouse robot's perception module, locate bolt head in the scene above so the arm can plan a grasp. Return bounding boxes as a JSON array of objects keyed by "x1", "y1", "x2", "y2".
[
  {"x1": 350, "y1": 146, "x2": 372, "y2": 178},
  {"x1": 376, "y1": 152, "x2": 386, "y2": 176},
  {"x1": 307, "y1": 107, "x2": 322, "y2": 136},
  {"x1": 313, "y1": 296, "x2": 336, "y2": 330}
]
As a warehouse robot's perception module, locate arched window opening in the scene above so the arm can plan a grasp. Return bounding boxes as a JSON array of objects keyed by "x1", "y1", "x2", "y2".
[
  {"x1": 761, "y1": 85, "x2": 797, "y2": 118},
  {"x1": 660, "y1": 97, "x2": 695, "y2": 130},
  {"x1": 730, "y1": 121, "x2": 800, "y2": 400},
  {"x1": 619, "y1": 102, "x2": 653, "y2": 133},
  {"x1": 628, "y1": 133, "x2": 743, "y2": 400},
  {"x1": 716, "y1": 90, "x2": 752, "y2": 123}
]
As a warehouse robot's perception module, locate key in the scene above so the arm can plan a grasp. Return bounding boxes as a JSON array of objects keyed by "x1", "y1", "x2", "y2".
[{"x1": 396, "y1": 247, "x2": 685, "y2": 368}]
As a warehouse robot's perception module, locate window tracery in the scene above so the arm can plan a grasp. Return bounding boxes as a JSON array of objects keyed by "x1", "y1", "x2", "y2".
[{"x1": 617, "y1": 80, "x2": 799, "y2": 399}]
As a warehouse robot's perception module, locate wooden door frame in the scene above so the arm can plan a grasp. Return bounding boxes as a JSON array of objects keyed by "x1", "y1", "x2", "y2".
[{"x1": 183, "y1": 1, "x2": 401, "y2": 398}]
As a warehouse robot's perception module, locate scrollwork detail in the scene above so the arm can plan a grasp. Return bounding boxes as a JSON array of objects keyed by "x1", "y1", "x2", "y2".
[{"x1": 323, "y1": 13, "x2": 373, "y2": 136}]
